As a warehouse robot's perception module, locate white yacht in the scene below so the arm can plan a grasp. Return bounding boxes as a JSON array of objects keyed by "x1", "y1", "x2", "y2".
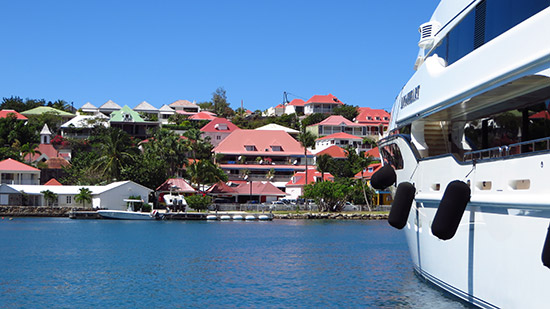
[
  {"x1": 97, "y1": 199, "x2": 159, "y2": 220},
  {"x1": 373, "y1": 1, "x2": 550, "y2": 307}
]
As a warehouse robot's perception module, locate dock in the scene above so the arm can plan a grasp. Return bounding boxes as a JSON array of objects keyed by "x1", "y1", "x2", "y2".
[{"x1": 69, "y1": 210, "x2": 273, "y2": 221}]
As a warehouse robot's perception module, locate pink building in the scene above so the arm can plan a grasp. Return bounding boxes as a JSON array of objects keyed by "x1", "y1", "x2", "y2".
[{"x1": 200, "y1": 117, "x2": 241, "y2": 147}]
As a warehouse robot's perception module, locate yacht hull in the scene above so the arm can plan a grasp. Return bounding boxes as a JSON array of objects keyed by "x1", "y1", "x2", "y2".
[{"x1": 97, "y1": 210, "x2": 157, "y2": 220}]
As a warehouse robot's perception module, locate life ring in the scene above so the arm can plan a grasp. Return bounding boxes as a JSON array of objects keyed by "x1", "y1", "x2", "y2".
[
  {"x1": 431, "y1": 180, "x2": 471, "y2": 240},
  {"x1": 388, "y1": 182, "x2": 415, "y2": 229}
]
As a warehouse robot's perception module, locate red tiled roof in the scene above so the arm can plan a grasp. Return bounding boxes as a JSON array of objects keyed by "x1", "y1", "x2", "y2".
[
  {"x1": 0, "y1": 110, "x2": 27, "y2": 120},
  {"x1": 355, "y1": 107, "x2": 391, "y2": 125},
  {"x1": 310, "y1": 115, "x2": 363, "y2": 127},
  {"x1": 44, "y1": 178, "x2": 63, "y2": 186},
  {"x1": 189, "y1": 112, "x2": 217, "y2": 120},
  {"x1": 288, "y1": 99, "x2": 305, "y2": 106},
  {"x1": 0, "y1": 158, "x2": 40, "y2": 172},
  {"x1": 200, "y1": 117, "x2": 240, "y2": 133},
  {"x1": 234, "y1": 181, "x2": 286, "y2": 196},
  {"x1": 207, "y1": 181, "x2": 238, "y2": 194},
  {"x1": 218, "y1": 163, "x2": 306, "y2": 171},
  {"x1": 275, "y1": 104, "x2": 285, "y2": 109},
  {"x1": 530, "y1": 110, "x2": 550, "y2": 119},
  {"x1": 175, "y1": 110, "x2": 196, "y2": 115},
  {"x1": 25, "y1": 144, "x2": 59, "y2": 162},
  {"x1": 156, "y1": 178, "x2": 196, "y2": 193},
  {"x1": 316, "y1": 132, "x2": 363, "y2": 141},
  {"x1": 365, "y1": 147, "x2": 380, "y2": 159},
  {"x1": 45, "y1": 157, "x2": 70, "y2": 169},
  {"x1": 213, "y1": 130, "x2": 311, "y2": 156},
  {"x1": 354, "y1": 163, "x2": 382, "y2": 179},
  {"x1": 286, "y1": 168, "x2": 334, "y2": 187},
  {"x1": 305, "y1": 94, "x2": 343, "y2": 105},
  {"x1": 316, "y1": 146, "x2": 348, "y2": 158}
]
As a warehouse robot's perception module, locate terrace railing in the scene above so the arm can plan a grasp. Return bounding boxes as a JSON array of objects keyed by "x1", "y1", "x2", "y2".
[{"x1": 463, "y1": 136, "x2": 550, "y2": 162}]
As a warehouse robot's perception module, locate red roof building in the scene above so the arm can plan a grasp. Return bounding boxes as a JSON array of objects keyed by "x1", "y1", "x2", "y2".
[
  {"x1": 365, "y1": 147, "x2": 380, "y2": 160},
  {"x1": 189, "y1": 111, "x2": 217, "y2": 121},
  {"x1": 156, "y1": 178, "x2": 196, "y2": 194},
  {"x1": 0, "y1": 110, "x2": 27, "y2": 120},
  {"x1": 0, "y1": 159, "x2": 40, "y2": 185},
  {"x1": 213, "y1": 129, "x2": 314, "y2": 185},
  {"x1": 284, "y1": 99, "x2": 306, "y2": 115},
  {"x1": 355, "y1": 107, "x2": 390, "y2": 136},
  {"x1": 285, "y1": 168, "x2": 334, "y2": 199},
  {"x1": 200, "y1": 117, "x2": 241, "y2": 147},
  {"x1": 44, "y1": 178, "x2": 63, "y2": 186},
  {"x1": 354, "y1": 163, "x2": 382, "y2": 179},
  {"x1": 314, "y1": 132, "x2": 365, "y2": 152},
  {"x1": 304, "y1": 94, "x2": 343, "y2": 115},
  {"x1": 316, "y1": 145, "x2": 348, "y2": 159},
  {"x1": 208, "y1": 181, "x2": 285, "y2": 203}
]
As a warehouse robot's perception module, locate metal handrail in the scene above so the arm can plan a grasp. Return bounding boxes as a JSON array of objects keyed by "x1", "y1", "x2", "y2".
[{"x1": 463, "y1": 136, "x2": 550, "y2": 161}]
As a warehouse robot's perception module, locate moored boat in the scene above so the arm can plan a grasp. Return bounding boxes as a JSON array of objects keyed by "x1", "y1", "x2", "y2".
[{"x1": 376, "y1": 1, "x2": 550, "y2": 307}]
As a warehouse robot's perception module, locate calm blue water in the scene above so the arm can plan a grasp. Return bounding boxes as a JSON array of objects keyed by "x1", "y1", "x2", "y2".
[{"x1": 0, "y1": 218, "x2": 465, "y2": 308}]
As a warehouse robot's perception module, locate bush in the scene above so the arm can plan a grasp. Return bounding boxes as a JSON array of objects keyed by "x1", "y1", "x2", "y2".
[{"x1": 186, "y1": 195, "x2": 212, "y2": 211}]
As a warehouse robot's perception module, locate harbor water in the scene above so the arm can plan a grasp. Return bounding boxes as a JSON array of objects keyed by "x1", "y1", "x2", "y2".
[{"x1": 0, "y1": 218, "x2": 465, "y2": 308}]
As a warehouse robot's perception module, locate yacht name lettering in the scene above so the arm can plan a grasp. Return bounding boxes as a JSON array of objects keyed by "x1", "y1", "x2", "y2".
[{"x1": 400, "y1": 85, "x2": 420, "y2": 109}]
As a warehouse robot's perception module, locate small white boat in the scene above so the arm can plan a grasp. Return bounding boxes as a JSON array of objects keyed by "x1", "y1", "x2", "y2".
[
  {"x1": 232, "y1": 215, "x2": 244, "y2": 220},
  {"x1": 206, "y1": 215, "x2": 217, "y2": 220},
  {"x1": 97, "y1": 209, "x2": 157, "y2": 220},
  {"x1": 97, "y1": 199, "x2": 158, "y2": 220},
  {"x1": 245, "y1": 215, "x2": 256, "y2": 220},
  {"x1": 220, "y1": 215, "x2": 231, "y2": 220}
]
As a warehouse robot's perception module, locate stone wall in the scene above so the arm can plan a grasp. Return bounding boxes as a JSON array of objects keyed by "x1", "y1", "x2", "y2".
[{"x1": 0, "y1": 206, "x2": 93, "y2": 217}]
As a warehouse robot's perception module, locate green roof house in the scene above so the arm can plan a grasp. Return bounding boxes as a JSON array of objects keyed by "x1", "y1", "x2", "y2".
[
  {"x1": 21, "y1": 106, "x2": 75, "y2": 121},
  {"x1": 109, "y1": 105, "x2": 158, "y2": 138}
]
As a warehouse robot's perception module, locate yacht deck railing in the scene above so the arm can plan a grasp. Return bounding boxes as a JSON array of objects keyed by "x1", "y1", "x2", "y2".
[{"x1": 463, "y1": 137, "x2": 550, "y2": 161}]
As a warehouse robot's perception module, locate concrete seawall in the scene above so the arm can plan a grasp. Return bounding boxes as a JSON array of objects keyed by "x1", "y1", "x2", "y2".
[
  {"x1": 274, "y1": 213, "x2": 389, "y2": 220},
  {"x1": 0, "y1": 206, "x2": 93, "y2": 217}
]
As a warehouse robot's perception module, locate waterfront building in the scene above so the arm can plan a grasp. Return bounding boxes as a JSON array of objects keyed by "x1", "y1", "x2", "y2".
[
  {"x1": 304, "y1": 94, "x2": 343, "y2": 115},
  {"x1": 213, "y1": 129, "x2": 313, "y2": 188},
  {"x1": 285, "y1": 167, "x2": 334, "y2": 199},
  {"x1": 207, "y1": 181, "x2": 286, "y2": 203},
  {"x1": 0, "y1": 159, "x2": 40, "y2": 185},
  {"x1": 353, "y1": 162, "x2": 391, "y2": 206},
  {"x1": 200, "y1": 117, "x2": 240, "y2": 147},
  {"x1": 9, "y1": 180, "x2": 152, "y2": 209}
]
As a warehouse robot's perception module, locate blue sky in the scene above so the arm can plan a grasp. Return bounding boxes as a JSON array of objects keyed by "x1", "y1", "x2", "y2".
[{"x1": 0, "y1": 1, "x2": 439, "y2": 112}]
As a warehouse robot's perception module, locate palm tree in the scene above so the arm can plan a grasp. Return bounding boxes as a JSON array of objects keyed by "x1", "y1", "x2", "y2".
[
  {"x1": 316, "y1": 154, "x2": 333, "y2": 182},
  {"x1": 297, "y1": 126, "x2": 316, "y2": 186},
  {"x1": 41, "y1": 190, "x2": 57, "y2": 207},
  {"x1": 74, "y1": 187, "x2": 92, "y2": 208},
  {"x1": 94, "y1": 128, "x2": 137, "y2": 182},
  {"x1": 20, "y1": 142, "x2": 41, "y2": 163},
  {"x1": 146, "y1": 128, "x2": 188, "y2": 176},
  {"x1": 187, "y1": 159, "x2": 227, "y2": 191},
  {"x1": 357, "y1": 153, "x2": 374, "y2": 211}
]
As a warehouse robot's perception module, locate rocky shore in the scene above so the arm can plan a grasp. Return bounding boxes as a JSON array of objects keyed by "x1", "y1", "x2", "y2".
[
  {"x1": 0, "y1": 206, "x2": 94, "y2": 217},
  {"x1": 274, "y1": 212, "x2": 389, "y2": 220}
]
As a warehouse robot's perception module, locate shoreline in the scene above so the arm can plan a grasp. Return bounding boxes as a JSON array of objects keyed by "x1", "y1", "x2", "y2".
[{"x1": 0, "y1": 206, "x2": 389, "y2": 220}]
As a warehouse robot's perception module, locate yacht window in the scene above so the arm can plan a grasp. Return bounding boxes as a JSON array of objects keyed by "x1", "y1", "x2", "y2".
[{"x1": 380, "y1": 144, "x2": 404, "y2": 170}]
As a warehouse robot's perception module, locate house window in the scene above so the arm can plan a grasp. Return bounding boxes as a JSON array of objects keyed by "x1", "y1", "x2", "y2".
[
  {"x1": 216, "y1": 135, "x2": 221, "y2": 140},
  {"x1": 66, "y1": 196, "x2": 72, "y2": 204},
  {"x1": 368, "y1": 167, "x2": 373, "y2": 172},
  {"x1": 270, "y1": 145, "x2": 282, "y2": 152},
  {"x1": 245, "y1": 145, "x2": 257, "y2": 151}
]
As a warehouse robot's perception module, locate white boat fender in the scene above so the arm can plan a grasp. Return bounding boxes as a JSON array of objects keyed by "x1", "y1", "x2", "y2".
[
  {"x1": 388, "y1": 182, "x2": 415, "y2": 229},
  {"x1": 370, "y1": 165, "x2": 396, "y2": 190},
  {"x1": 431, "y1": 180, "x2": 471, "y2": 240},
  {"x1": 542, "y1": 223, "x2": 550, "y2": 268}
]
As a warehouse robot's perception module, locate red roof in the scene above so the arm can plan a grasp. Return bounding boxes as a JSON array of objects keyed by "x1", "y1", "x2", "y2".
[
  {"x1": 25, "y1": 144, "x2": 59, "y2": 162},
  {"x1": 275, "y1": 104, "x2": 285, "y2": 109},
  {"x1": 207, "y1": 181, "x2": 238, "y2": 194},
  {"x1": 45, "y1": 157, "x2": 70, "y2": 169},
  {"x1": 234, "y1": 181, "x2": 286, "y2": 196},
  {"x1": 316, "y1": 146, "x2": 348, "y2": 158},
  {"x1": 0, "y1": 110, "x2": 27, "y2": 120},
  {"x1": 355, "y1": 107, "x2": 390, "y2": 125},
  {"x1": 44, "y1": 178, "x2": 63, "y2": 186},
  {"x1": 530, "y1": 110, "x2": 550, "y2": 119},
  {"x1": 213, "y1": 129, "x2": 311, "y2": 156},
  {"x1": 286, "y1": 168, "x2": 334, "y2": 187},
  {"x1": 365, "y1": 147, "x2": 380, "y2": 159},
  {"x1": 310, "y1": 115, "x2": 362, "y2": 127},
  {"x1": 288, "y1": 99, "x2": 305, "y2": 106},
  {"x1": 0, "y1": 158, "x2": 40, "y2": 172},
  {"x1": 305, "y1": 94, "x2": 343, "y2": 105},
  {"x1": 316, "y1": 132, "x2": 363, "y2": 141},
  {"x1": 156, "y1": 178, "x2": 196, "y2": 193},
  {"x1": 354, "y1": 163, "x2": 382, "y2": 179},
  {"x1": 189, "y1": 111, "x2": 217, "y2": 121},
  {"x1": 200, "y1": 117, "x2": 240, "y2": 133}
]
